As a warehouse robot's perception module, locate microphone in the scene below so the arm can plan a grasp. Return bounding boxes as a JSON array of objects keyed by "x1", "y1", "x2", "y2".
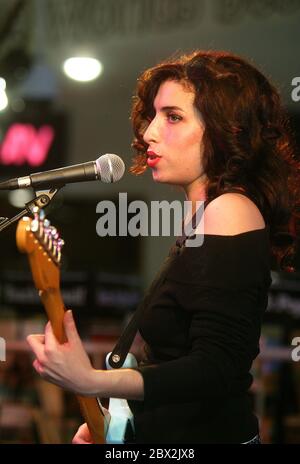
[{"x1": 0, "y1": 154, "x2": 125, "y2": 190}]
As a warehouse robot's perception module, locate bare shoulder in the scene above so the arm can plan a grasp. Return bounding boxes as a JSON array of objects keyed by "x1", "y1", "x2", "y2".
[{"x1": 199, "y1": 193, "x2": 266, "y2": 236}]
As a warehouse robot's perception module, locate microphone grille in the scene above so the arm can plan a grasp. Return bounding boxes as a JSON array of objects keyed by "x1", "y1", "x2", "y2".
[{"x1": 95, "y1": 154, "x2": 125, "y2": 183}]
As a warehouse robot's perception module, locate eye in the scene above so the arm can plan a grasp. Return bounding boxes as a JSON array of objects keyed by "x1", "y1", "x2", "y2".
[{"x1": 167, "y1": 113, "x2": 182, "y2": 123}]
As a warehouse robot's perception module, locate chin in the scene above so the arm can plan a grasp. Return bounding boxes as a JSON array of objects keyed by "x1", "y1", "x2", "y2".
[
  {"x1": 152, "y1": 171, "x2": 179, "y2": 184},
  {"x1": 151, "y1": 170, "x2": 163, "y2": 182},
  {"x1": 152, "y1": 173, "x2": 179, "y2": 187},
  {"x1": 152, "y1": 174, "x2": 170, "y2": 184}
]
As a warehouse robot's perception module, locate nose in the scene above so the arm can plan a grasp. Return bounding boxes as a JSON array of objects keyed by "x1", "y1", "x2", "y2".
[{"x1": 143, "y1": 117, "x2": 160, "y2": 145}]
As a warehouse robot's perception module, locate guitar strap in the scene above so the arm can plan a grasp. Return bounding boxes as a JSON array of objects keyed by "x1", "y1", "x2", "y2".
[
  {"x1": 108, "y1": 249, "x2": 177, "y2": 368},
  {"x1": 108, "y1": 200, "x2": 208, "y2": 369}
]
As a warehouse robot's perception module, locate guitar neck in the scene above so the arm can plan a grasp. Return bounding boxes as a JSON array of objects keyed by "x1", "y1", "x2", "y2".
[
  {"x1": 38, "y1": 285, "x2": 107, "y2": 444},
  {"x1": 16, "y1": 215, "x2": 108, "y2": 443},
  {"x1": 39, "y1": 287, "x2": 66, "y2": 343}
]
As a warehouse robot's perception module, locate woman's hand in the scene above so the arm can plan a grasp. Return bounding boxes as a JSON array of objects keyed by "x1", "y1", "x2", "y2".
[
  {"x1": 26, "y1": 310, "x2": 97, "y2": 395},
  {"x1": 72, "y1": 423, "x2": 93, "y2": 444}
]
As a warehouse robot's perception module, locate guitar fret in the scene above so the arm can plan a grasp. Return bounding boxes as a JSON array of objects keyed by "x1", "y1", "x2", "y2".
[{"x1": 16, "y1": 208, "x2": 108, "y2": 444}]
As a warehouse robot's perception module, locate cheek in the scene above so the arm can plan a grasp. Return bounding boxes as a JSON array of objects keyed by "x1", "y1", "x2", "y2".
[
  {"x1": 179, "y1": 132, "x2": 204, "y2": 179},
  {"x1": 177, "y1": 125, "x2": 204, "y2": 149},
  {"x1": 176, "y1": 131, "x2": 203, "y2": 162}
]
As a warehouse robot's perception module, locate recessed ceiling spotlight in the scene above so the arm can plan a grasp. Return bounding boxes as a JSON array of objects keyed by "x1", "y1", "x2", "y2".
[{"x1": 63, "y1": 57, "x2": 102, "y2": 82}]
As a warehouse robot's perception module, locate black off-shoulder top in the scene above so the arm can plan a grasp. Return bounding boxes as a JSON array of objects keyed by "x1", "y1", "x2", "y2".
[{"x1": 128, "y1": 198, "x2": 272, "y2": 444}]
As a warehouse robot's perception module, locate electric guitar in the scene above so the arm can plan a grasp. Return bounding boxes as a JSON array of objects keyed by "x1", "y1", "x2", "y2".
[{"x1": 16, "y1": 208, "x2": 137, "y2": 444}]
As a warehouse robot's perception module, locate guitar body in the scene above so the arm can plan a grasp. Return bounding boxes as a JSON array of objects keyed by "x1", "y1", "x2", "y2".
[
  {"x1": 16, "y1": 212, "x2": 136, "y2": 444},
  {"x1": 105, "y1": 352, "x2": 137, "y2": 444}
]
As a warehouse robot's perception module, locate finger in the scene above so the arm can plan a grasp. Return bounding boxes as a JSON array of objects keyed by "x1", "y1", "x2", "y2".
[
  {"x1": 72, "y1": 437, "x2": 91, "y2": 445},
  {"x1": 33, "y1": 359, "x2": 62, "y2": 386},
  {"x1": 81, "y1": 424, "x2": 92, "y2": 442},
  {"x1": 33, "y1": 358, "x2": 44, "y2": 374},
  {"x1": 27, "y1": 334, "x2": 45, "y2": 344},
  {"x1": 72, "y1": 423, "x2": 92, "y2": 444},
  {"x1": 33, "y1": 334, "x2": 45, "y2": 343},
  {"x1": 63, "y1": 310, "x2": 82, "y2": 345},
  {"x1": 44, "y1": 320, "x2": 59, "y2": 349},
  {"x1": 26, "y1": 334, "x2": 45, "y2": 360}
]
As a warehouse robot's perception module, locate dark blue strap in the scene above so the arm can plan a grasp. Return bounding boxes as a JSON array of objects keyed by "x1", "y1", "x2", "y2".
[{"x1": 176, "y1": 199, "x2": 210, "y2": 247}]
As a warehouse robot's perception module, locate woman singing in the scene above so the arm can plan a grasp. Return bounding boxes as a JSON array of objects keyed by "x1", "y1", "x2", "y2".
[{"x1": 27, "y1": 50, "x2": 300, "y2": 444}]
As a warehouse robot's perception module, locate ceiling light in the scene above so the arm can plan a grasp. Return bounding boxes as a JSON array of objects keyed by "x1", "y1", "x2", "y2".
[
  {"x1": 8, "y1": 189, "x2": 33, "y2": 209},
  {"x1": 0, "y1": 78, "x2": 8, "y2": 111},
  {"x1": 63, "y1": 57, "x2": 102, "y2": 82}
]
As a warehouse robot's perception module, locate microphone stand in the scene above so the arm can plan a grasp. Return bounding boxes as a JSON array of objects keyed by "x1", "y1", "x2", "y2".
[{"x1": 0, "y1": 187, "x2": 61, "y2": 233}]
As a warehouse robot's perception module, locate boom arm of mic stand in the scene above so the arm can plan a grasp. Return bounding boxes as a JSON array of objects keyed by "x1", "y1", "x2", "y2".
[{"x1": 0, "y1": 187, "x2": 61, "y2": 233}]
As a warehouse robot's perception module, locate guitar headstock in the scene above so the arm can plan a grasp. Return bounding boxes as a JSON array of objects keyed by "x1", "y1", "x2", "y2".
[{"x1": 16, "y1": 207, "x2": 64, "y2": 292}]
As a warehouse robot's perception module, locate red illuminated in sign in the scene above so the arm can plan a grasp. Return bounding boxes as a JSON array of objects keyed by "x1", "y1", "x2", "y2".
[{"x1": 0, "y1": 123, "x2": 55, "y2": 166}]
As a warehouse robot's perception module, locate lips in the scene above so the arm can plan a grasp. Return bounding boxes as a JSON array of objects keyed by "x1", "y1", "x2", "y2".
[
  {"x1": 147, "y1": 150, "x2": 161, "y2": 168},
  {"x1": 147, "y1": 150, "x2": 160, "y2": 158}
]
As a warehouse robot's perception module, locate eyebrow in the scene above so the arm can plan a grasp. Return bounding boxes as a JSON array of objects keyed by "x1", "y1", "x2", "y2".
[{"x1": 156, "y1": 105, "x2": 186, "y2": 113}]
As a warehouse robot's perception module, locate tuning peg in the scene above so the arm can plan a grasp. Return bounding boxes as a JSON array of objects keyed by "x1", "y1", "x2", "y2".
[
  {"x1": 53, "y1": 242, "x2": 61, "y2": 263},
  {"x1": 36, "y1": 209, "x2": 46, "y2": 237},
  {"x1": 43, "y1": 220, "x2": 52, "y2": 248},
  {"x1": 56, "y1": 238, "x2": 64, "y2": 263},
  {"x1": 39, "y1": 209, "x2": 45, "y2": 221},
  {"x1": 57, "y1": 238, "x2": 65, "y2": 248},
  {"x1": 30, "y1": 206, "x2": 40, "y2": 233},
  {"x1": 50, "y1": 226, "x2": 59, "y2": 240},
  {"x1": 47, "y1": 226, "x2": 58, "y2": 258},
  {"x1": 31, "y1": 214, "x2": 39, "y2": 234},
  {"x1": 42, "y1": 223, "x2": 48, "y2": 241}
]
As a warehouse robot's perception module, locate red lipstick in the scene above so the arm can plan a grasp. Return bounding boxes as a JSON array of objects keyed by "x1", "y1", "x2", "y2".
[{"x1": 147, "y1": 150, "x2": 161, "y2": 168}]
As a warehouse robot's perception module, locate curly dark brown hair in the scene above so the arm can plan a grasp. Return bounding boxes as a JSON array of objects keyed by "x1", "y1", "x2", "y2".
[{"x1": 130, "y1": 50, "x2": 300, "y2": 272}]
